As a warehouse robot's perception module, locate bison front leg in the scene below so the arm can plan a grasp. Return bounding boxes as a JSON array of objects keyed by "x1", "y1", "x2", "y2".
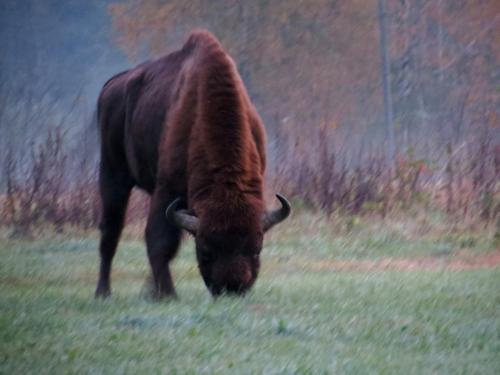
[{"x1": 145, "y1": 191, "x2": 182, "y2": 299}]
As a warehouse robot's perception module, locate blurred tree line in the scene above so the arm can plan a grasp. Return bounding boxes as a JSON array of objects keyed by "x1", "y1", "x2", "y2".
[
  {"x1": 109, "y1": 0, "x2": 499, "y2": 154},
  {"x1": 0, "y1": 0, "x2": 498, "y2": 234},
  {"x1": 105, "y1": 0, "x2": 499, "y2": 221}
]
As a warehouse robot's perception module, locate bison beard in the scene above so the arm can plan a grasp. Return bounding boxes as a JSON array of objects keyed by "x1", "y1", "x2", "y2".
[{"x1": 95, "y1": 30, "x2": 290, "y2": 299}]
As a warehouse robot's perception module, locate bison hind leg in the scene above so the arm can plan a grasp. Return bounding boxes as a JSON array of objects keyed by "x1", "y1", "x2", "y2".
[{"x1": 95, "y1": 172, "x2": 133, "y2": 299}]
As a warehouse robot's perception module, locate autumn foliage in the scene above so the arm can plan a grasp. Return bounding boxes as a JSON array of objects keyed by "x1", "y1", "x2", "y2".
[{"x1": 0, "y1": 0, "x2": 499, "y2": 235}]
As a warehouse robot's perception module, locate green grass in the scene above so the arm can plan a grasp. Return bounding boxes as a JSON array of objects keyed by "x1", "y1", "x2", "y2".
[{"x1": 1, "y1": 215, "x2": 499, "y2": 374}]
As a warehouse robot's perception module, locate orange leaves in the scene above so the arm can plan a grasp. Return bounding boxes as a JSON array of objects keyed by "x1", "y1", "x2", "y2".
[{"x1": 489, "y1": 111, "x2": 499, "y2": 128}]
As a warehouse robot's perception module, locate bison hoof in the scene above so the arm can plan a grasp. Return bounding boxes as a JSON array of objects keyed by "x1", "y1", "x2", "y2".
[
  {"x1": 95, "y1": 288, "x2": 111, "y2": 299},
  {"x1": 150, "y1": 290, "x2": 178, "y2": 302}
]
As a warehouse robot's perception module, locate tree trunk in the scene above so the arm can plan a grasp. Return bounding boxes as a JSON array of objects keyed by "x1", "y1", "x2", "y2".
[{"x1": 378, "y1": 0, "x2": 396, "y2": 171}]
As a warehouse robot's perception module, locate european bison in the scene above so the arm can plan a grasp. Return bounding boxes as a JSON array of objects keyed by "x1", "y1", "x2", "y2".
[{"x1": 95, "y1": 30, "x2": 290, "y2": 298}]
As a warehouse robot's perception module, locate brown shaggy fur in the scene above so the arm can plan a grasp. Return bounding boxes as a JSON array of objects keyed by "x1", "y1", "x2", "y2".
[{"x1": 95, "y1": 30, "x2": 273, "y2": 298}]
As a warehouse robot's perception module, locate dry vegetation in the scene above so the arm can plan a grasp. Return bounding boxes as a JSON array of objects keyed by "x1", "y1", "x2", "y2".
[
  {"x1": 1, "y1": 1, "x2": 499, "y2": 239},
  {"x1": 0, "y1": 123, "x2": 498, "y2": 240}
]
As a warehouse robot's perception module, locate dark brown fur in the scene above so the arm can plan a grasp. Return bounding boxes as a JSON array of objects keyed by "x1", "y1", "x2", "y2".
[{"x1": 95, "y1": 31, "x2": 273, "y2": 298}]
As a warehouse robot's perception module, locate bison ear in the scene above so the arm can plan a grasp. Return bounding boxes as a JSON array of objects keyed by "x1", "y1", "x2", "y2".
[
  {"x1": 165, "y1": 198, "x2": 199, "y2": 235},
  {"x1": 262, "y1": 194, "x2": 291, "y2": 232}
]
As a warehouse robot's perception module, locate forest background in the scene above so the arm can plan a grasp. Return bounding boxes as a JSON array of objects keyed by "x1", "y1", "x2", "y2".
[{"x1": 0, "y1": 0, "x2": 498, "y2": 234}]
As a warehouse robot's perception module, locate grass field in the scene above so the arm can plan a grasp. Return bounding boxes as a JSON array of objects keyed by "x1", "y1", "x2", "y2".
[{"x1": 1, "y1": 212, "x2": 499, "y2": 374}]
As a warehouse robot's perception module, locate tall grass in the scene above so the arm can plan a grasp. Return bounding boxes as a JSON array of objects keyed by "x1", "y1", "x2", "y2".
[{"x1": 1, "y1": 122, "x2": 498, "y2": 236}]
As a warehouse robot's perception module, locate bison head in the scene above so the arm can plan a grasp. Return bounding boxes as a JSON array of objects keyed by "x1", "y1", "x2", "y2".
[{"x1": 166, "y1": 194, "x2": 290, "y2": 296}]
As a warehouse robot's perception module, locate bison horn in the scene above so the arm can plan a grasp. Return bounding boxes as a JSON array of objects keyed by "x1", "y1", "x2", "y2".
[
  {"x1": 262, "y1": 194, "x2": 291, "y2": 232},
  {"x1": 165, "y1": 198, "x2": 199, "y2": 235}
]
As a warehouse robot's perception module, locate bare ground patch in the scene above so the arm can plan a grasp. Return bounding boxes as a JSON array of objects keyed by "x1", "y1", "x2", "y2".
[{"x1": 303, "y1": 251, "x2": 500, "y2": 272}]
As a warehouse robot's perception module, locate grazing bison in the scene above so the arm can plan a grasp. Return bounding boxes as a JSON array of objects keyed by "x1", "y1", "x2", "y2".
[{"x1": 95, "y1": 30, "x2": 290, "y2": 298}]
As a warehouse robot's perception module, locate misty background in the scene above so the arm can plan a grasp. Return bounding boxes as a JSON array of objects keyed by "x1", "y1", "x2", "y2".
[{"x1": 0, "y1": 0, "x2": 498, "y2": 232}]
